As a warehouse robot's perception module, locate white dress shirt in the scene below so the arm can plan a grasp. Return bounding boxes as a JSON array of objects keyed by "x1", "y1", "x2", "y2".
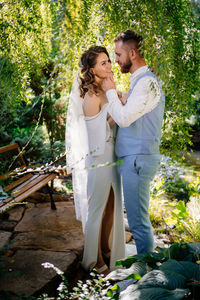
[{"x1": 106, "y1": 66, "x2": 161, "y2": 128}]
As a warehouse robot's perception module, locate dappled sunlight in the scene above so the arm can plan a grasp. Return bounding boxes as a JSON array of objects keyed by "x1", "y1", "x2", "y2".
[{"x1": 0, "y1": 0, "x2": 199, "y2": 298}]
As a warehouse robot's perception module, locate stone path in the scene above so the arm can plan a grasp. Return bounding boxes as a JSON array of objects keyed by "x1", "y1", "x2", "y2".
[
  {"x1": 0, "y1": 196, "x2": 84, "y2": 298},
  {"x1": 0, "y1": 193, "x2": 170, "y2": 298}
]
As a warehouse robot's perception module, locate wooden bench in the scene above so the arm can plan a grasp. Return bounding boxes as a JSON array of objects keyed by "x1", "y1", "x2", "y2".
[{"x1": 0, "y1": 142, "x2": 58, "y2": 213}]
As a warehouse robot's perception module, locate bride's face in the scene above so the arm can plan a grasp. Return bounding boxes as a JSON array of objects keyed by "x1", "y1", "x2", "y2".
[{"x1": 91, "y1": 52, "x2": 112, "y2": 80}]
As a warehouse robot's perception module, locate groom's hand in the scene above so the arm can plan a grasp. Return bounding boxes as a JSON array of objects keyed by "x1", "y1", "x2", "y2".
[{"x1": 102, "y1": 74, "x2": 116, "y2": 92}]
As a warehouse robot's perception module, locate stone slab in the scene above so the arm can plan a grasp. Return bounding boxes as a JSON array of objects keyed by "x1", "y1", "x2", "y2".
[
  {"x1": 15, "y1": 201, "x2": 81, "y2": 233},
  {"x1": 0, "y1": 230, "x2": 12, "y2": 248},
  {"x1": 8, "y1": 206, "x2": 25, "y2": 222},
  {"x1": 29, "y1": 192, "x2": 74, "y2": 202},
  {"x1": 25, "y1": 202, "x2": 35, "y2": 209},
  {"x1": 0, "y1": 249, "x2": 77, "y2": 296},
  {"x1": 0, "y1": 221, "x2": 17, "y2": 231},
  {"x1": 36, "y1": 201, "x2": 74, "y2": 208},
  {"x1": 11, "y1": 229, "x2": 84, "y2": 253}
]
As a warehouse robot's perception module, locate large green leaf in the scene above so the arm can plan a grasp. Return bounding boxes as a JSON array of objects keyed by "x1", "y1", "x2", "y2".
[
  {"x1": 156, "y1": 242, "x2": 200, "y2": 262},
  {"x1": 159, "y1": 259, "x2": 187, "y2": 275},
  {"x1": 120, "y1": 286, "x2": 190, "y2": 300},
  {"x1": 116, "y1": 252, "x2": 164, "y2": 268},
  {"x1": 159, "y1": 259, "x2": 200, "y2": 280},
  {"x1": 156, "y1": 242, "x2": 192, "y2": 261},
  {"x1": 107, "y1": 262, "x2": 147, "y2": 281},
  {"x1": 137, "y1": 270, "x2": 186, "y2": 290},
  {"x1": 177, "y1": 261, "x2": 200, "y2": 281},
  {"x1": 126, "y1": 274, "x2": 142, "y2": 280},
  {"x1": 187, "y1": 243, "x2": 200, "y2": 261},
  {"x1": 116, "y1": 256, "x2": 137, "y2": 268}
]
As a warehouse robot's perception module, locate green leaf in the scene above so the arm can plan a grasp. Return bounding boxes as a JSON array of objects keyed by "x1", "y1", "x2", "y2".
[
  {"x1": 121, "y1": 287, "x2": 190, "y2": 300},
  {"x1": 106, "y1": 289, "x2": 113, "y2": 297},
  {"x1": 126, "y1": 273, "x2": 142, "y2": 280},
  {"x1": 159, "y1": 259, "x2": 185, "y2": 274},
  {"x1": 156, "y1": 243, "x2": 191, "y2": 260},
  {"x1": 159, "y1": 259, "x2": 200, "y2": 281},
  {"x1": 178, "y1": 261, "x2": 200, "y2": 281},
  {"x1": 116, "y1": 159, "x2": 123, "y2": 165},
  {"x1": 131, "y1": 252, "x2": 165, "y2": 264},
  {"x1": 116, "y1": 256, "x2": 137, "y2": 268},
  {"x1": 54, "y1": 92, "x2": 61, "y2": 99},
  {"x1": 111, "y1": 284, "x2": 120, "y2": 292},
  {"x1": 109, "y1": 262, "x2": 147, "y2": 281},
  {"x1": 138, "y1": 270, "x2": 186, "y2": 290},
  {"x1": 187, "y1": 242, "x2": 200, "y2": 257},
  {"x1": 116, "y1": 252, "x2": 164, "y2": 269}
]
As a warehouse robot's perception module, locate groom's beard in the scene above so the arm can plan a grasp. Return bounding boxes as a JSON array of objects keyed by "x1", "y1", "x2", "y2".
[{"x1": 120, "y1": 58, "x2": 132, "y2": 73}]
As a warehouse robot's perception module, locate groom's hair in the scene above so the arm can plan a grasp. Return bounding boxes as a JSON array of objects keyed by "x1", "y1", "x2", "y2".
[{"x1": 114, "y1": 30, "x2": 143, "y2": 57}]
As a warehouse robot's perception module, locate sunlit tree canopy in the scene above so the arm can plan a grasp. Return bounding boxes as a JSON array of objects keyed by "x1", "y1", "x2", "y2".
[{"x1": 0, "y1": 0, "x2": 199, "y2": 156}]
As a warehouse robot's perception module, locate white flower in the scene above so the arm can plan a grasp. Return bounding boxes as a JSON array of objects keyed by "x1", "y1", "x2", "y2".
[
  {"x1": 57, "y1": 282, "x2": 65, "y2": 292},
  {"x1": 42, "y1": 262, "x2": 64, "y2": 275}
]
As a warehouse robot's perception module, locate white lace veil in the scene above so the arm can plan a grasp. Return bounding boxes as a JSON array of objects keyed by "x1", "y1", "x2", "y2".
[{"x1": 65, "y1": 70, "x2": 89, "y2": 174}]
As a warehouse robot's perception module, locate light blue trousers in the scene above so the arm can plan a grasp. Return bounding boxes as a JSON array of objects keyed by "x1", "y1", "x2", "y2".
[{"x1": 118, "y1": 154, "x2": 160, "y2": 254}]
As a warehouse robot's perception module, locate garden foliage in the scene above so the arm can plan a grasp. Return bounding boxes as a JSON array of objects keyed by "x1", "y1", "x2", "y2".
[
  {"x1": 150, "y1": 155, "x2": 200, "y2": 243},
  {"x1": 36, "y1": 242, "x2": 200, "y2": 299},
  {"x1": 0, "y1": 0, "x2": 199, "y2": 159}
]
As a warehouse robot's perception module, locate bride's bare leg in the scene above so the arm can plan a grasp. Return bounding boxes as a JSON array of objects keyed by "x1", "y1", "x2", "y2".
[
  {"x1": 95, "y1": 222, "x2": 109, "y2": 273},
  {"x1": 95, "y1": 187, "x2": 114, "y2": 274},
  {"x1": 101, "y1": 187, "x2": 114, "y2": 255}
]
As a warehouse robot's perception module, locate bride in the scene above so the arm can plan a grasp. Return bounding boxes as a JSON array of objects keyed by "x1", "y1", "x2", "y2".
[{"x1": 66, "y1": 46, "x2": 125, "y2": 275}]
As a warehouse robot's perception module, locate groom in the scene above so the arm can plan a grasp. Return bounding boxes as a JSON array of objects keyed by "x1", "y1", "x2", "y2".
[{"x1": 102, "y1": 30, "x2": 165, "y2": 254}]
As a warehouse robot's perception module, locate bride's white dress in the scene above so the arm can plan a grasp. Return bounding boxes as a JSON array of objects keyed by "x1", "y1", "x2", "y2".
[{"x1": 76, "y1": 103, "x2": 126, "y2": 271}]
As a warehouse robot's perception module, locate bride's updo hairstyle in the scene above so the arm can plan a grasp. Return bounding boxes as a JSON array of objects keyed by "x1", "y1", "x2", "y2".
[{"x1": 79, "y1": 46, "x2": 110, "y2": 98}]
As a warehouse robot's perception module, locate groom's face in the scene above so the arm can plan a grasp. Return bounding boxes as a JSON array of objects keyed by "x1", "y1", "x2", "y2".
[{"x1": 114, "y1": 41, "x2": 132, "y2": 73}]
